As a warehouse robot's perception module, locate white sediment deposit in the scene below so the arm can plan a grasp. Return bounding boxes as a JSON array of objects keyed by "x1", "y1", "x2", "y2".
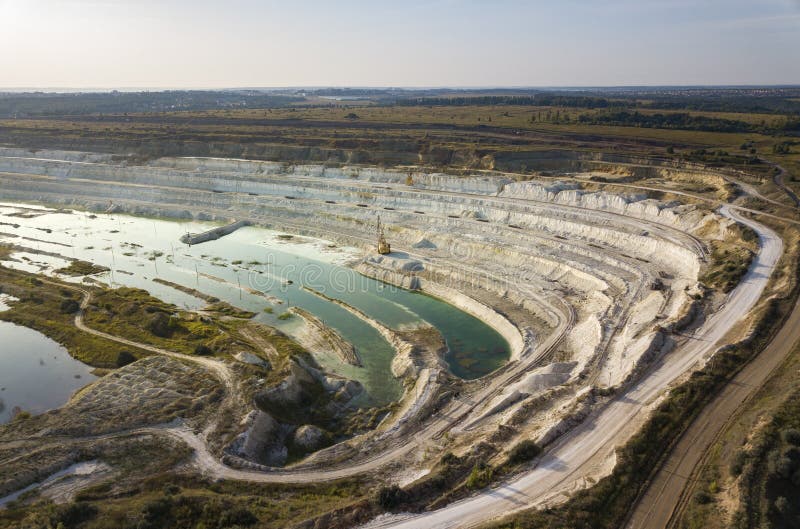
[{"x1": 0, "y1": 148, "x2": 728, "y2": 467}]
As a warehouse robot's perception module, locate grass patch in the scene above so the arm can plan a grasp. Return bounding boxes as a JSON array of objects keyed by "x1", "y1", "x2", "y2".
[
  {"x1": 701, "y1": 223, "x2": 758, "y2": 293},
  {"x1": 84, "y1": 287, "x2": 251, "y2": 357},
  {"x1": 0, "y1": 266, "x2": 150, "y2": 366},
  {"x1": 55, "y1": 260, "x2": 109, "y2": 276}
]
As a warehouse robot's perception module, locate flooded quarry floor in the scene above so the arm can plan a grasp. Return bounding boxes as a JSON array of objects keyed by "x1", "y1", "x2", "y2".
[{"x1": 0, "y1": 202, "x2": 509, "y2": 406}]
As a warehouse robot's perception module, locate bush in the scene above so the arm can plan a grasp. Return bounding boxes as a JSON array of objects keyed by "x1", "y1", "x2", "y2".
[
  {"x1": 782, "y1": 428, "x2": 800, "y2": 446},
  {"x1": 694, "y1": 490, "x2": 713, "y2": 504},
  {"x1": 376, "y1": 485, "x2": 408, "y2": 509},
  {"x1": 116, "y1": 350, "x2": 136, "y2": 367},
  {"x1": 730, "y1": 449, "x2": 747, "y2": 476},
  {"x1": 219, "y1": 507, "x2": 258, "y2": 526},
  {"x1": 768, "y1": 450, "x2": 795, "y2": 479},
  {"x1": 194, "y1": 344, "x2": 213, "y2": 356},
  {"x1": 59, "y1": 298, "x2": 80, "y2": 314},
  {"x1": 138, "y1": 497, "x2": 173, "y2": 529},
  {"x1": 466, "y1": 463, "x2": 494, "y2": 490},
  {"x1": 12, "y1": 409, "x2": 31, "y2": 422},
  {"x1": 440, "y1": 452, "x2": 459, "y2": 466},
  {"x1": 507, "y1": 440, "x2": 542, "y2": 465},
  {"x1": 162, "y1": 483, "x2": 180, "y2": 496},
  {"x1": 51, "y1": 501, "x2": 98, "y2": 528},
  {"x1": 146, "y1": 312, "x2": 173, "y2": 337},
  {"x1": 774, "y1": 496, "x2": 789, "y2": 514}
]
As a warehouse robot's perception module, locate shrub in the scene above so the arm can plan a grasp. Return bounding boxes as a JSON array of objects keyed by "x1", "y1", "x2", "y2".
[
  {"x1": 440, "y1": 452, "x2": 459, "y2": 466},
  {"x1": 219, "y1": 507, "x2": 258, "y2": 526},
  {"x1": 774, "y1": 496, "x2": 789, "y2": 514},
  {"x1": 782, "y1": 428, "x2": 800, "y2": 446},
  {"x1": 146, "y1": 312, "x2": 173, "y2": 337},
  {"x1": 376, "y1": 485, "x2": 408, "y2": 509},
  {"x1": 466, "y1": 463, "x2": 494, "y2": 490},
  {"x1": 194, "y1": 344, "x2": 213, "y2": 356},
  {"x1": 162, "y1": 483, "x2": 180, "y2": 496},
  {"x1": 507, "y1": 440, "x2": 542, "y2": 465},
  {"x1": 730, "y1": 449, "x2": 747, "y2": 476},
  {"x1": 694, "y1": 490, "x2": 713, "y2": 504},
  {"x1": 768, "y1": 451, "x2": 794, "y2": 479},
  {"x1": 12, "y1": 409, "x2": 31, "y2": 422},
  {"x1": 51, "y1": 501, "x2": 98, "y2": 528},
  {"x1": 138, "y1": 497, "x2": 173, "y2": 529}
]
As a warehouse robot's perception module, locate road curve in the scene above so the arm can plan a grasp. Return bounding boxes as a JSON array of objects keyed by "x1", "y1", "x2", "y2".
[
  {"x1": 67, "y1": 286, "x2": 234, "y2": 388},
  {"x1": 626, "y1": 262, "x2": 800, "y2": 527},
  {"x1": 35, "y1": 274, "x2": 573, "y2": 484},
  {"x1": 362, "y1": 206, "x2": 782, "y2": 529}
]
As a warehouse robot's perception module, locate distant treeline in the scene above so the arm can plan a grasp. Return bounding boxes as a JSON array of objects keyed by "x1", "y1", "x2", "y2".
[
  {"x1": 393, "y1": 90, "x2": 800, "y2": 117},
  {"x1": 578, "y1": 111, "x2": 800, "y2": 134},
  {"x1": 395, "y1": 95, "x2": 619, "y2": 108},
  {"x1": 0, "y1": 91, "x2": 304, "y2": 118},
  {"x1": 639, "y1": 96, "x2": 800, "y2": 115}
]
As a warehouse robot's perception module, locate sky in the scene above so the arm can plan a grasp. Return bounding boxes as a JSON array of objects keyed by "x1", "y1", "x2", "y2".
[{"x1": 0, "y1": 0, "x2": 799, "y2": 89}]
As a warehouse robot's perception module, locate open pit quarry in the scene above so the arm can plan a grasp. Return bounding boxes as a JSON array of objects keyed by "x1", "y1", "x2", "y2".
[{"x1": 0, "y1": 148, "x2": 781, "y2": 528}]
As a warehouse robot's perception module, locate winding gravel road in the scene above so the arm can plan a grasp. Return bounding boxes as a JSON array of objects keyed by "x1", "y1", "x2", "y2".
[
  {"x1": 1, "y1": 158, "x2": 786, "y2": 527},
  {"x1": 361, "y1": 206, "x2": 782, "y2": 528}
]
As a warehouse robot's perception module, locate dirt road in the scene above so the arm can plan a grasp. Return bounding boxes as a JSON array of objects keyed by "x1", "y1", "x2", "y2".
[
  {"x1": 69, "y1": 287, "x2": 234, "y2": 389},
  {"x1": 625, "y1": 269, "x2": 800, "y2": 529},
  {"x1": 767, "y1": 161, "x2": 799, "y2": 207}
]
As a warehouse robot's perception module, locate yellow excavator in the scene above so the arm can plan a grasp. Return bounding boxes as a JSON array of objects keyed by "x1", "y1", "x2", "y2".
[{"x1": 377, "y1": 216, "x2": 391, "y2": 255}]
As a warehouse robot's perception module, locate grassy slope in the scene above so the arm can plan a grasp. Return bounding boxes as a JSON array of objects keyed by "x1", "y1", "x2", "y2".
[{"x1": 679, "y1": 340, "x2": 800, "y2": 529}]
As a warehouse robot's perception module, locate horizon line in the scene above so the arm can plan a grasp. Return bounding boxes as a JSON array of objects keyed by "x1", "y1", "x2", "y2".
[{"x1": 2, "y1": 84, "x2": 800, "y2": 94}]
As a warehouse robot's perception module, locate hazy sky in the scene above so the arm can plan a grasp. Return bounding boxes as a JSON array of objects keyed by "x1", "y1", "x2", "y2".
[{"x1": 1, "y1": 0, "x2": 799, "y2": 88}]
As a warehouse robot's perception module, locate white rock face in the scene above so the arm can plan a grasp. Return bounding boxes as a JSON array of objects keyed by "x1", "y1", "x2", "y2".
[
  {"x1": 468, "y1": 362, "x2": 577, "y2": 428},
  {"x1": 241, "y1": 411, "x2": 287, "y2": 466},
  {"x1": 293, "y1": 425, "x2": 328, "y2": 451},
  {"x1": 235, "y1": 351, "x2": 270, "y2": 369},
  {"x1": 500, "y1": 180, "x2": 715, "y2": 232},
  {"x1": 0, "y1": 148, "x2": 717, "y2": 412}
]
